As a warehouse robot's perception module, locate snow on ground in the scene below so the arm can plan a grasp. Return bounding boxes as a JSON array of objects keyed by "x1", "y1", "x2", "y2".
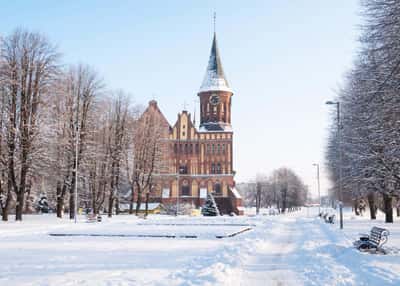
[{"x1": 0, "y1": 208, "x2": 399, "y2": 286}]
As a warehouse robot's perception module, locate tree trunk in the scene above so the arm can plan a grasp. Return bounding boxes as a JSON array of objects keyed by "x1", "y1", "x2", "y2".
[
  {"x1": 145, "y1": 192, "x2": 150, "y2": 217},
  {"x1": 367, "y1": 192, "x2": 376, "y2": 220},
  {"x1": 108, "y1": 195, "x2": 113, "y2": 218},
  {"x1": 281, "y1": 190, "x2": 287, "y2": 214},
  {"x1": 115, "y1": 198, "x2": 120, "y2": 215},
  {"x1": 256, "y1": 183, "x2": 261, "y2": 215},
  {"x1": 56, "y1": 182, "x2": 64, "y2": 218},
  {"x1": 396, "y1": 197, "x2": 400, "y2": 217},
  {"x1": 15, "y1": 190, "x2": 24, "y2": 221},
  {"x1": 1, "y1": 186, "x2": 11, "y2": 222},
  {"x1": 1, "y1": 207, "x2": 8, "y2": 221},
  {"x1": 69, "y1": 189, "x2": 75, "y2": 219},
  {"x1": 136, "y1": 189, "x2": 142, "y2": 215},
  {"x1": 69, "y1": 171, "x2": 77, "y2": 220},
  {"x1": 56, "y1": 196, "x2": 64, "y2": 218},
  {"x1": 382, "y1": 193, "x2": 393, "y2": 223},
  {"x1": 129, "y1": 185, "x2": 135, "y2": 215}
]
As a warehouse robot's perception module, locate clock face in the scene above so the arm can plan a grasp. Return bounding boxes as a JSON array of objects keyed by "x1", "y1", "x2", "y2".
[{"x1": 209, "y1": 94, "x2": 220, "y2": 105}]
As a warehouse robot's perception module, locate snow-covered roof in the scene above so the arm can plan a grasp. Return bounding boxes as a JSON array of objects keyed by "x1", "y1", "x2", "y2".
[
  {"x1": 230, "y1": 187, "x2": 242, "y2": 199},
  {"x1": 199, "y1": 33, "x2": 233, "y2": 94},
  {"x1": 199, "y1": 122, "x2": 233, "y2": 133}
]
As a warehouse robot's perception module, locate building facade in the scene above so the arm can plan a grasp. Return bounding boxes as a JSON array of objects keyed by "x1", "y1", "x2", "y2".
[{"x1": 144, "y1": 33, "x2": 243, "y2": 215}]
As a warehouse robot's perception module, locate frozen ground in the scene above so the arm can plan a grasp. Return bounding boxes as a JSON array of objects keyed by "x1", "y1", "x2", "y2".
[{"x1": 0, "y1": 208, "x2": 399, "y2": 286}]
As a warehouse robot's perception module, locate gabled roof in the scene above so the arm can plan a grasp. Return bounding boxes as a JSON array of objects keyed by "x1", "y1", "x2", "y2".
[
  {"x1": 142, "y1": 100, "x2": 172, "y2": 130},
  {"x1": 199, "y1": 33, "x2": 233, "y2": 93}
]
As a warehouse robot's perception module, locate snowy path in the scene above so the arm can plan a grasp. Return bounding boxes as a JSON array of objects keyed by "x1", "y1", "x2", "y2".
[
  {"x1": 240, "y1": 218, "x2": 303, "y2": 286},
  {"x1": 1, "y1": 211, "x2": 399, "y2": 286}
]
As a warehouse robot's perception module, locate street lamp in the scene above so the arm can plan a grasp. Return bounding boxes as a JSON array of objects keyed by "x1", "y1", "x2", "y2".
[
  {"x1": 312, "y1": 163, "x2": 321, "y2": 215},
  {"x1": 325, "y1": 100, "x2": 343, "y2": 229}
]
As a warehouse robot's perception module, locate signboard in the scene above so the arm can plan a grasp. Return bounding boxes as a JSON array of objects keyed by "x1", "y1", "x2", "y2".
[
  {"x1": 162, "y1": 188, "x2": 170, "y2": 198},
  {"x1": 199, "y1": 188, "x2": 207, "y2": 199}
]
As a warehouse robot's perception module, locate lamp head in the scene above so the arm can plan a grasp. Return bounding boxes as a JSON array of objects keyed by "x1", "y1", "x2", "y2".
[{"x1": 325, "y1": 101, "x2": 338, "y2": 105}]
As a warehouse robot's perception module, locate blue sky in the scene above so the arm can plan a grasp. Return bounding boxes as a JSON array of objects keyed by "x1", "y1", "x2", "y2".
[{"x1": 1, "y1": 0, "x2": 361, "y2": 196}]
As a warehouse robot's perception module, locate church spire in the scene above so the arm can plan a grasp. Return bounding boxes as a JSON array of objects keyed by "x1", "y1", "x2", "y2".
[{"x1": 199, "y1": 32, "x2": 232, "y2": 94}]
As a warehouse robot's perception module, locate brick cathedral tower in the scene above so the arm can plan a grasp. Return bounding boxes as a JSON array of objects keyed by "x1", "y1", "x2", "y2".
[{"x1": 198, "y1": 33, "x2": 233, "y2": 132}]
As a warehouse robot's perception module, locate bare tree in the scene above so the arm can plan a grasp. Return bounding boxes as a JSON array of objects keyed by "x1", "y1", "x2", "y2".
[
  {"x1": 106, "y1": 92, "x2": 129, "y2": 217},
  {"x1": 0, "y1": 30, "x2": 59, "y2": 221}
]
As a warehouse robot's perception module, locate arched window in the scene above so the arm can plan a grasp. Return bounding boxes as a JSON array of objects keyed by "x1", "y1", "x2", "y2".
[
  {"x1": 216, "y1": 163, "x2": 221, "y2": 174},
  {"x1": 181, "y1": 180, "x2": 190, "y2": 196},
  {"x1": 211, "y1": 163, "x2": 215, "y2": 174},
  {"x1": 214, "y1": 182, "x2": 222, "y2": 195}
]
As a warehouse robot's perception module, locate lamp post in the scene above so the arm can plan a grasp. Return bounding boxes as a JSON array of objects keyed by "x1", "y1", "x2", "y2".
[
  {"x1": 325, "y1": 100, "x2": 343, "y2": 229},
  {"x1": 312, "y1": 163, "x2": 321, "y2": 215},
  {"x1": 74, "y1": 87, "x2": 80, "y2": 224}
]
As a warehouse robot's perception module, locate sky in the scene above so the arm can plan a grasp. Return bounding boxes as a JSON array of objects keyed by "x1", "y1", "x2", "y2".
[{"x1": 0, "y1": 0, "x2": 362, "y2": 197}]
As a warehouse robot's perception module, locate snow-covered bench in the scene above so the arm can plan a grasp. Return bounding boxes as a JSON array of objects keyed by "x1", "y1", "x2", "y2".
[
  {"x1": 86, "y1": 214, "x2": 102, "y2": 223},
  {"x1": 353, "y1": 227, "x2": 390, "y2": 254}
]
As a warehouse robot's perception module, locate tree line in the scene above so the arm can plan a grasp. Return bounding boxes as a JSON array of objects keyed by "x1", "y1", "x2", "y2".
[
  {"x1": 0, "y1": 29, "x2": 164, "y2": 221},
  {"x1": 325, "y1": 0, "x2": 400, "y2": 223},
  {"x1": 237, "y1": 167, "x2": 308, "y2": 214}
]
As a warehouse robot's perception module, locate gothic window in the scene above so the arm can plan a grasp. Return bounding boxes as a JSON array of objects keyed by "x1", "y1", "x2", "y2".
[
  {"x1": 212, "y1": 144, "x2": 215, "y2": 154},
  {"x1": 211, "y1": 163, "x2": 215, "y2": 174},
  {"x1": 184, "y1": 144, "x2": 188, "y2": 154},
  {"x1": 217, "y1": 144, "x2": 220, "y2": 154},
  {"x1": 221, "y1": 144, "x2": 225, "y2": 153},
  {"x1": 216, "y1": 163, "x2": 221, "y2": 174},
  {"x1": 195, "y1": 144, "x2": 200, "y2": 154},
  {"x1": 214, "y1": 182, "x2": 222, "y2": 195},
  {"x1": 181, "y1": 180, "x2": 190, "y2": 196},
  {"x1": 207, "y1": 144, "x2": 211, "y2": 154},
  {"x1": 174, "y1": 143, "x2": 178, "y2": 154}
]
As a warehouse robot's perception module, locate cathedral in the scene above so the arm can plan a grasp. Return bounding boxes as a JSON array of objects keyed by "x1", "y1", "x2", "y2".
[{"x1": 143, "y1": 32, "x2": 243, "y2": 215}]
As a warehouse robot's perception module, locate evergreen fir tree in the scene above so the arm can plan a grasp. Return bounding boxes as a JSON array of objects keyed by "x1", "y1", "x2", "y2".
[{"x1": 201, "y1": 194, "x2": 220, "y2": 216}]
